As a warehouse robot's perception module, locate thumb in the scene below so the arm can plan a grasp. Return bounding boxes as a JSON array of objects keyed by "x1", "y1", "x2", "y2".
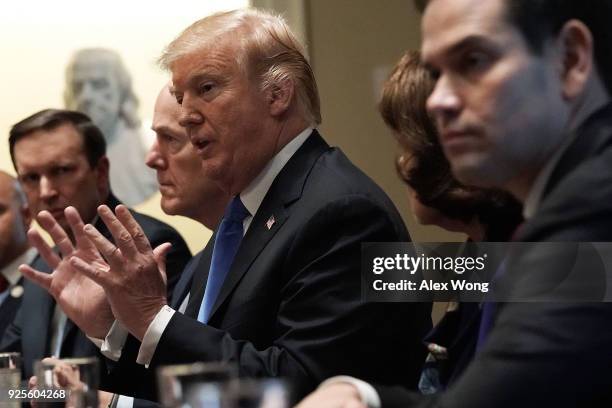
[
  {"x1": 153, "y1": 242, "x2": 172, "y2": 282},
  {"x1": 153, "y1": 242, "x2": 172, "y2": 263}
]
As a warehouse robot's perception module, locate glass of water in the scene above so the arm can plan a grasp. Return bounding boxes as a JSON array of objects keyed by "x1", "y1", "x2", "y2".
[
  {"x1": 0, "y1": 352, "x2": 21, "y2": 408},
  {"x1": 157, "y1": 361, "x2": 237, "y2": 408},
  {"x1": 35, "y1": 357, "x2": 99, "y2": 408},
  {"x1": 223, "y1": 378, "x2": 290, "y2": 408}
]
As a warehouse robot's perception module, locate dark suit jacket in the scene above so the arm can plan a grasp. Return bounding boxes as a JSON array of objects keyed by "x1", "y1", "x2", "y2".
[
  {"x1": 0, "y1": 277, "x2": 25, "y2": 340},
  {"x1": 0, "y1": 194, "x2": 191, "y2": 383},
  {"x1": 113, "y1": 131, "x2": 432, "y2": 401},
  {"x1": 377, "y1": 104, "x2": 612, "y2": 407}
]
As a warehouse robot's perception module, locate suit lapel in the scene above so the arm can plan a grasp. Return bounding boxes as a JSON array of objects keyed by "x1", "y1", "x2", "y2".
[
  {"x1": 0, "y1": 277, "x2": 24, "y2": 335},
  {"x1": 543, "y1": 103, "x2": 612, "y2": 198},
  {"x1": 172, "y1": 250, "x2": 205, "y2": 310},
  {"x1": 184, "y1": 242, "x2": 215, "y2": 318},
  {"x1": 23, "y1": 255, "x2": 55, "y2": 358},
  {"x1": 207, "y1": 131, "x2": 329, "y2": 320}
]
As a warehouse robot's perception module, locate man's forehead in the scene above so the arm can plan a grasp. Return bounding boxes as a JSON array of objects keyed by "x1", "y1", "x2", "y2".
[
  {"x1": 171, "y1": 45, "x2": 239, "y2": 89},
  {"x1": 15, "y1": 125, "x2": 84, "y2": 156},
  {"x1": 422, "y1": 0, "x2": 508, "y2": 60}
]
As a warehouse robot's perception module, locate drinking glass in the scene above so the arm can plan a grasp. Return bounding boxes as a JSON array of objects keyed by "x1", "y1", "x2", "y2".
[
  {"x1": 0, "y1": 352, "x2": 21, "y2": 408},
  {"x1": 223, "y1": 378, "x2": 290, "y2": 408},
  {"x1": 157, "y1": 361, "x2": 237, "y2": 408},
  {"x1": 35, "y1": 357, "x2": 99, "y2": 408}
]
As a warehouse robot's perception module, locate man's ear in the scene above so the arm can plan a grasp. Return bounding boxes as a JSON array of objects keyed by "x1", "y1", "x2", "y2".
[
  {"x1": 558, "y1": 19, "x2": 594, "y2": 101},
  {"x1": 95, "y1": 156, "x2": 110, "y2": 195},
  {"x1": 268, "y1": 77, "x2": 295, "y2": 117}
]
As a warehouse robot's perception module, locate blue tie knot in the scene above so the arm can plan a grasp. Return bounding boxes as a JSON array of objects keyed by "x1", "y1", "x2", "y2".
[{"x1": 224, "y1": 196, "x2": 250, "y2": 222}]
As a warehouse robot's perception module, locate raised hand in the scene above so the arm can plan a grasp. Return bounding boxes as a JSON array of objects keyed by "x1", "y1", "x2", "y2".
[
  {"x1": 19, "y1": 207, "x2": 115, "y2": 339},
  {"x1": 69, "y1": 204, "x2": 170, "y2": 340}
]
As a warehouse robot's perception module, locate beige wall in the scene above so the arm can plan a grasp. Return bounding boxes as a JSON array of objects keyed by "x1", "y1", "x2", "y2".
[{"x1": 306, "y1": 0, "x2": 463, "y2": 243}]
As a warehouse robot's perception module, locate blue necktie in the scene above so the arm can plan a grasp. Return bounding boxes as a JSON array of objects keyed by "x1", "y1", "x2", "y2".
[
  {"x1": 197, "y1": 196, "x2": 250, "y2": 323},
  {"x1": 476, "y1": 258, "x2": 507, "y2": 350}
]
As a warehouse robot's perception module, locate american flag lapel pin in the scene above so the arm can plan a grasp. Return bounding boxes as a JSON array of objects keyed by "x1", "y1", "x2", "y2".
[{"x1": 266, "y1": 215, "x2": 276, "y2": 230}]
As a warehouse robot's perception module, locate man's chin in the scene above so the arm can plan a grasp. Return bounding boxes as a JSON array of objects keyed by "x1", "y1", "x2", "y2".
[
  {"x1": 450, "y1": 159, "x2": 497, "y2": 189},
  {"x1": 160, "y1": 199, "x2": 180, "y2": 217}
]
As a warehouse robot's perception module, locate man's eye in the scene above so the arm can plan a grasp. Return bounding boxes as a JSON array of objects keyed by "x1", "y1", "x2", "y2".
[
  {"x1": 162, "y1": 133, "x2": 176, "y2": 143},
  {"x1": 20, "y1": 174, "x2": 39, "y2": 184},
  {"x1": 53, "y1": 166, "x2": 73, "y2": 177},
  {"x1": 175, "y1": 95, "x2": 184, "y2": 105},
  {"x1": 462, "y1": 51, "x2": 491, "y2": 72},
  {"x1": 199, "y1": 83, "x2": 215, "y2": 94}
]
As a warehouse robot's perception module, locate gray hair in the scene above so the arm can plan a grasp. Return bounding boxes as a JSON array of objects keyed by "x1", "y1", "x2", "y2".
[{"x1": 159, "y1": 8, "x2": 321, "y2": 125}]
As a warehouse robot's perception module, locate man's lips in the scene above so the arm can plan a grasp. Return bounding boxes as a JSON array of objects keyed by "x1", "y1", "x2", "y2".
[
  {"x1": 158, "y1": 183, "x2": 175, "y2": 191},
  {"x1": 440, "y1": 130, "x2": 470, "y2": 143}
]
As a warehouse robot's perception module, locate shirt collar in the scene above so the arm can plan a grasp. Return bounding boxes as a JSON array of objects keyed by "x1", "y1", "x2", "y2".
[
  {"x1": 1, "y1": 247, "x2": 37, "y2": 286},
  {"x1": 240, "y1": 127, "x2": 314, "y2": 218}
]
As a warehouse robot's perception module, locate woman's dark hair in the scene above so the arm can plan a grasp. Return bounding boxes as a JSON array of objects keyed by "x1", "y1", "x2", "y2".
[{"x1": 379, "y1": 50, "x2": 522, "y2": 240}]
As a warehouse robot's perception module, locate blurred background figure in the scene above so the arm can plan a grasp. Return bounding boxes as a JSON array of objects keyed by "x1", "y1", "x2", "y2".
[
  {"x1": 0, "y1": 171, "x2": 35, "y2": 338},
  {"x1": 64, "y1": 48, "x2": 158, "y2": 206},
  {"x1": 379, "y1": 49, "x2": 523, "y2": 392}
]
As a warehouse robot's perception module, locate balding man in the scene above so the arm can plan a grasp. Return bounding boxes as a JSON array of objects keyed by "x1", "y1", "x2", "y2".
[{"x1": 0, "y1": 171, "x2": 35, "y2": 338}]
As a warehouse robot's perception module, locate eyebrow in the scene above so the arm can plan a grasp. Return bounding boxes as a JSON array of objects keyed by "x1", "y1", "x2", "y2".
[
  {"x1": 426, "y1": 34, "x2": 495, "y2": 67},
  {"x1": 449, "y1": 35, "x2": 494, "y2": 56},
  {"x1": 152, "y1": 125, "x2": 184, "y2": 138}
]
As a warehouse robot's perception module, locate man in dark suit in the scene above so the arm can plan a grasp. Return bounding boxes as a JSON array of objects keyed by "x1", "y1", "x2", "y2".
[
  {"x1": 0, "y1": 171, "x2": 34, "y2": 339},
  {"x1": 297, "y1": 0, "x2": 612, "y2": 407},
  {"x1": 0, "y1": 109, "x2": 191, "y2": 389},
  {"x1": 22, "y1": 9, "x2": 432, "y2": 401}
]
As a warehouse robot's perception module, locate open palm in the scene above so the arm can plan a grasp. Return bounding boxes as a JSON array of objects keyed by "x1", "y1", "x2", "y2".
[{"x1": 20, "y1": 208, "x2": 115, "y2": 339}]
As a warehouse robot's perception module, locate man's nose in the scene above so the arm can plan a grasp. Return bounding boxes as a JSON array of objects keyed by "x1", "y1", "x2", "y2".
[
  {"x1": 178, "y1": 94, "x2": 204, "y2": 129},
  {"x1": 146, "y1": 139, "x2": 166, "y2": 170},
  {"x1": 39, "y1": 176, "x2": 58, "y2": 201},
  {"x1": 426, "y1": 75, "x2": 462, "y2": 124}
]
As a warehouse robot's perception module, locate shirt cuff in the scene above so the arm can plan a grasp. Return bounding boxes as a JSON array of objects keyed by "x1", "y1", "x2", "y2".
[
  {"x1": 320, "y1": 376, "x2": 381, "y2": 408},
  {"x1": 85, "y1": 320, "x2": 128, "y2": 361},
  {"x1": 116, "y1": 395, "x2": 134, "y2": 408},
  {"x1": 136, "y1": 305, "x2": 175, "y2": 367},
  {"x1": 87, "y1": 336, "x2": 104, "y2": 350}
]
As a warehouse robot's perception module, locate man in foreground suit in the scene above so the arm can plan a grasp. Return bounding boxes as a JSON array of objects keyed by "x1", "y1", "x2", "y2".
[
  {"x1": 0, "y1": 171, "x2": 35, "y2": 338},
  {"x1": 22, "y1": 9, "x2": 432, "y2": 400},
  {"x1": 0, "y1": 109, "x2": 191, "y2": 385},
  {"x1": 297, "y1": 0, "x2": 612, "y2": 406}
]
